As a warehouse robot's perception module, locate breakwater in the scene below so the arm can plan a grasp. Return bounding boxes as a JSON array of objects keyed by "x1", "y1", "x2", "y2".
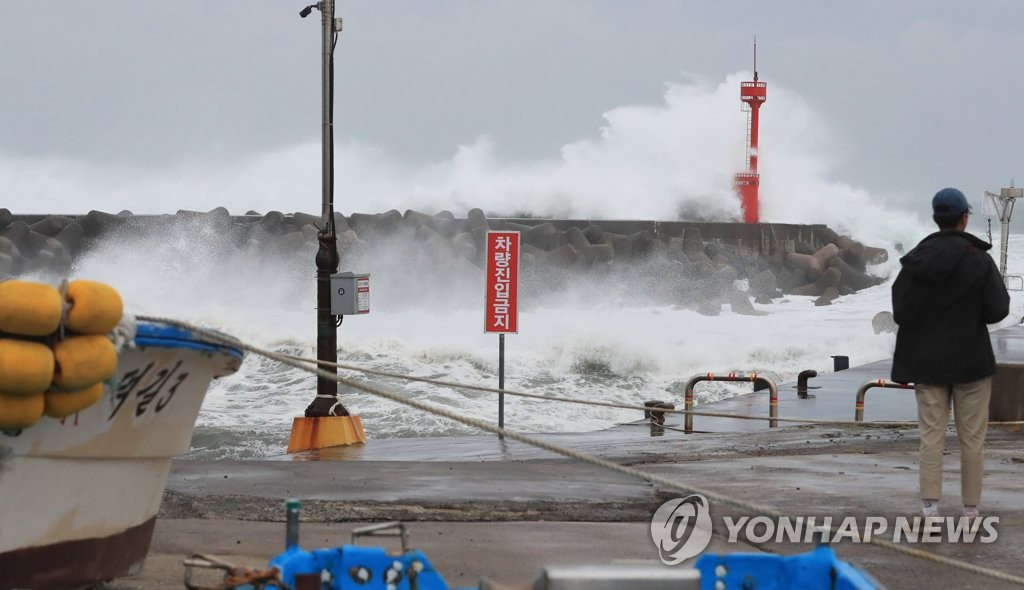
[{"x1": 0, "y1": 208, "x2": 887, "y2": 310}]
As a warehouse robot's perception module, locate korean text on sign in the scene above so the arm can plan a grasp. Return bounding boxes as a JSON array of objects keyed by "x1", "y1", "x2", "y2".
[{"x1": 484, "y1": 231, "x2": 520, "y2": 333}]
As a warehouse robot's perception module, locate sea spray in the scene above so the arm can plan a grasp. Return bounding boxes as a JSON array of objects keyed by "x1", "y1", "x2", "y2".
[
  {"x1": 9, "y1": 71, "x2": 1003, "y2": 458},
  {"x1": 3, "y1": 73, "x2": 924, "y2": 245},
  {"x1": 62, "y1": 223, "x2": 1024, "y2": 459}
]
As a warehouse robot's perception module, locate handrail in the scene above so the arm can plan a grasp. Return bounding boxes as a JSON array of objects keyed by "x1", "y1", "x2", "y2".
[
  {"x1": 684, "y1": 372, "x2": 778, "y2": 433},
  {"x1": 855, "y1": 379, "x2": 915, "y2": 421}
]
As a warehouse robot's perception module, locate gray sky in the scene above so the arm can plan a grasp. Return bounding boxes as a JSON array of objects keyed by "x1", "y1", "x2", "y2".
[{"x1": 2, "y1": 1, "x2": 1023, "y2": 225}]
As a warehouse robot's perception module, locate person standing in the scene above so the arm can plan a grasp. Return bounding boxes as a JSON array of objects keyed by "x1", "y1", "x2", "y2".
[{"x1": 891, "y1": 187, "x2": 1010, "y2": 519}]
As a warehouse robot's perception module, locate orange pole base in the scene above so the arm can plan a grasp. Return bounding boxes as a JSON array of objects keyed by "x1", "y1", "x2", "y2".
[{"x1": 287, "y1": 415, "x2": 366, "y2": 453}]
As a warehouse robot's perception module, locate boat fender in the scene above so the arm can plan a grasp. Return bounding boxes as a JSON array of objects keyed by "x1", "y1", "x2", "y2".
[
  {"x1": 65, "y1": 280, "x2": 124, "y2": 335},
  {"x1": 44, "y1": 382, "x2": 104, "y2": 418},
  {"x1": 0, "y1": 339, "x2": 55, "y2": 395},
  {"x1": 0, "y1": 280, "x2": 63, "y2": 337},
  {"x1": 0, "y1": 392, "x2": 44, "y2": 429},
  {"x1": 52, "y1": 335, "x2": 117, "y2": 390}
]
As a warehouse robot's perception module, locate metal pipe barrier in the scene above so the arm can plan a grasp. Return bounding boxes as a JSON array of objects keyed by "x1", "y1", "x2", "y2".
[
  {"x1": 796, "y1": 369, "x2": 817, "y2": 399},
  {"x1": 855, "y1": 379, "x2": 915, "y2": 421},
  {"x1": 684, "y1": 372, "x2": 778, "y2": 432}
]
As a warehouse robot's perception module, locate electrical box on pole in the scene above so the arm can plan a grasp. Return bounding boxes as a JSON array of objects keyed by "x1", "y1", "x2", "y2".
[{"x1": 330, "y1": 272, "x2": 370, "y2": 316}]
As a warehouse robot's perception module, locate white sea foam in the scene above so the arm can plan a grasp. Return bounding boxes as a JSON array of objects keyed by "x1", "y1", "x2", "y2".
[{"x1": 67, "y1": 222, "x2": 1024, "y2": 460}]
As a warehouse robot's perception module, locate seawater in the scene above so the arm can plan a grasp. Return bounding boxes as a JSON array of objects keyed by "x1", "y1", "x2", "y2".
[{"x1": 69, "y1": 224, "x2": 1024, "y2": 460}]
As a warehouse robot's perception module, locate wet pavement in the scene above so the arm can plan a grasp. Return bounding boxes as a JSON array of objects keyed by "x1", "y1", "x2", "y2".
[
  {"x1": 163, "y1": 425, "x2": 1024, "y2": 588},
  {"x1": 158, "y1": 325, "x2": 1024, "y2": 589}
]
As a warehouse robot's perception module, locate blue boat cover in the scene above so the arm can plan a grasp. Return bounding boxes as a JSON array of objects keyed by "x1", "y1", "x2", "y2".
[
  {"x1": 262, "y1": 544, "x2": 460, "y2": 590},
  {"x1": 696, "y1": 545, "x2": 881, "y2": 590}
]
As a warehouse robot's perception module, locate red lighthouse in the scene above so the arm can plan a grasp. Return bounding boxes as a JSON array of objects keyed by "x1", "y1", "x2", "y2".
[{"x1": 734, "y1": 40, "x2": 767, "y2": 223}]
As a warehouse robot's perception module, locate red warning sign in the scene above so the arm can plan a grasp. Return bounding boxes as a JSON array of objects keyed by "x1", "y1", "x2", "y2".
[{"x1": 485, "y1": 231, "x2": 520, "y2": 334}]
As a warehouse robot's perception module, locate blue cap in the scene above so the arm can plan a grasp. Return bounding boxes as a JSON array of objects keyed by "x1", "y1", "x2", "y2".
[{"x1": 932, "y1": 188, "x2": 972, "y2": 216}]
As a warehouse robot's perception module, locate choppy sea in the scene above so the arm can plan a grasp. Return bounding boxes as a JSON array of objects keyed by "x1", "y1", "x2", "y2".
[{"x1": 68, "y1": 227, "x2": 1024, "y2": 459}]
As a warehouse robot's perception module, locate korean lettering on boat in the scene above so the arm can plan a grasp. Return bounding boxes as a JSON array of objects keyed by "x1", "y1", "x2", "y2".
[{"x1": 108, "y1": 360, "x2": 189, "y2": 420}]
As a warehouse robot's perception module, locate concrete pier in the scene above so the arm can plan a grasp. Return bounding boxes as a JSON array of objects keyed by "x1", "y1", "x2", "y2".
[
  {"x1": 139, "y1": 326, "x2": 1024, "y2": 589},
  {"x1": 147, "y1": 427, "x2": 1024, "y2": 589}
]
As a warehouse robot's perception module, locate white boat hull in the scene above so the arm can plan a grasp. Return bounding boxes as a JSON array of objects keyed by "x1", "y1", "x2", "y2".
[{"x1": 0, "y1": 324, "x2": 242, "y2": 589}]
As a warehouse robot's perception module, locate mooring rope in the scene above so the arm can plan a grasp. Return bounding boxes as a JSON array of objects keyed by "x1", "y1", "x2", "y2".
[
  {"x1": 275, "y1": 351, "x2": 924, "y2": 428},
  {"x1": 278, "y1": 350, "x2": 1024, "y2": 428},
  {"x1": 137, "y1": 315, "x2": 1024, "y2": 586}
]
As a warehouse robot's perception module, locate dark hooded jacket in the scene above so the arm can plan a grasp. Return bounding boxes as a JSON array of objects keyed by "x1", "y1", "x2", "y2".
[{"x1": 891, "y1": 230, "x2": 1010, "y2": 384}]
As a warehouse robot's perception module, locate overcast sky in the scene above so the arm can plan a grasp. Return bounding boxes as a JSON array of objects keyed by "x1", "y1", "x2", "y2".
[{"x1": 2, "y1": 1, "x2": 1023, "y2": 227}]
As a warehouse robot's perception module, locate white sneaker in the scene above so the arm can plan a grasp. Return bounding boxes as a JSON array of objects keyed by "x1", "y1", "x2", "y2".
[
  {"x1": 921, "y1": 500, "x2": 939, "y2": 517},
  {"x1": 963, "y1": 506, "x2": 980, "y2": 520}
]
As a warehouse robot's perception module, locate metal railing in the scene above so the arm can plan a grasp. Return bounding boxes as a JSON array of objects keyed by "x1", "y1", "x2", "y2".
[
  {"x1": 854, "y1": 379, "x2": 915, "y2": 421},
  {"x1": 683, "y1": 372, "x2": 778, "y2": 432}
]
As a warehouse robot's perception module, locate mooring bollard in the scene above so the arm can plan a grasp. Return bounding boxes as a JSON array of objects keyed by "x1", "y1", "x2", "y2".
[
  {"x1": 644, "y1": 400, "x2": 675, "y2": 425},
  {"x1": 683, "y1": 372, "x2": 778, "y2": 433},
  {"x1": 797, "y1": 369, "x2": 818, "y2": 399},
  {"x1": 854, "y1": 379, "x2": 915, "y2": 421}
]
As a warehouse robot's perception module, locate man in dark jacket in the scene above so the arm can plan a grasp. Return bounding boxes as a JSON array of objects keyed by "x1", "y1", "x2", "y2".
[{"x1": 891, "y1": 187, "x2": 1010, "y2": 519}]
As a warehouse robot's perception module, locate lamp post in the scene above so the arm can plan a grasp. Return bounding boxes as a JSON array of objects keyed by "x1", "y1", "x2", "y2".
[
  {"x1": 301, "y1": 0, "x2": 348, "y2": 417},
  {"x1": 985, "y1": 183, "x2": 1023, "y2": 283}
]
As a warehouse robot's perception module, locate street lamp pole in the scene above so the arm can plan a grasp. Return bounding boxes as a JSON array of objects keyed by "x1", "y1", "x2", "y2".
[{"x1": 302, "y1": 0, "x2": 348, "y2": 417}]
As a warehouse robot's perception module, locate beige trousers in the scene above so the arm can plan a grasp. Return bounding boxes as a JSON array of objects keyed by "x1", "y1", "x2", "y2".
[{"x1": 915, "y1": 377, "x2": 991, "y2": 507}]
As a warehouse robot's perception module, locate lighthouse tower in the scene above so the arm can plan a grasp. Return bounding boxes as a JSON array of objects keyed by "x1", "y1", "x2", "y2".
[{"x1": 735, "y1": 40, "x2": 767, "y2": 223}]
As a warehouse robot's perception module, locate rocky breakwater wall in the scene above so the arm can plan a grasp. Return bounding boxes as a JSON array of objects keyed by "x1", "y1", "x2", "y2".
[{"x1": 0, "y1": 208, "x2": 888, "y2": 311}]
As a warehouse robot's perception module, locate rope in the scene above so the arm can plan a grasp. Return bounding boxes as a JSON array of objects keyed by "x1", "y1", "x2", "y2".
[
  {"x1": 276, "y1": 351, "x2": 1024, "y2": 428},
  {"x1": 184, "y1": 553, "x2": 286, "y2": 590},
  {"x1": 273, "y1": 351, "x2": 922, "y2": 428},
  {"x1": 138, "y1": 315, "x2": 1024, "y2": 586}
]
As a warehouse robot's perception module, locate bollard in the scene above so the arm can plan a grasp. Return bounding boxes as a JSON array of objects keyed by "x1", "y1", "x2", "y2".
[
  {"x1": 285, "y1": 498, "x2": 300, "y2": 550},
  {"x1": 684, "y1": 372, "x2": 778, "y2": 433},
  {"x1": 797, "y1": 370, "x2": 818, "y2": 399},
  {"x1": 644, "y1": 400, "x2": 675, "y2": 426},
  {"x1": 854, "y1": 379, "x2": 915, "y2": 421}
]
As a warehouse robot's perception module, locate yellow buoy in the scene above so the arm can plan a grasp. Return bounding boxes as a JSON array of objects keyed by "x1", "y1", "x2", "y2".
[
  {"x1": 0, "y1": 339, "x2": 55, "y2": 395},
  {"x1": 0, "y1": 280, "x2": 63, "y2": 337},
  {"x1": 0, "y1": 392, "x2": 45, "y2": 429},
  {"x1": 52, "y1": 335, "x2": 117, "y2": 391},
  {"x1": 65, "y1": 280, "x2": 124, "y2": 335},
  {"x1": 44, "y1": 382, "x2": 104, "y2": 418}
]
